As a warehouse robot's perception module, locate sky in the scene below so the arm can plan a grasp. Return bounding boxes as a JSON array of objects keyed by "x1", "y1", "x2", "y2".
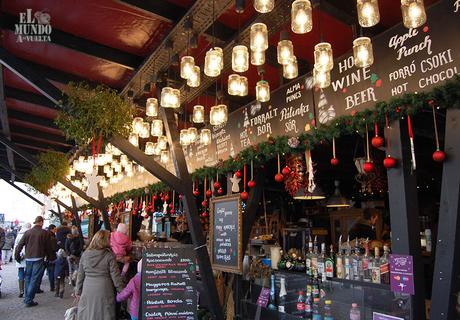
[{"x1": 0, "y1": 180, "x2": 52, "y2": 226}]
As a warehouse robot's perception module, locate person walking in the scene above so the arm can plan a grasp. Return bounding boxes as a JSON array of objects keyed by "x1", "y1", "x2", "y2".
[
  {"x1": 2, "y1": 227, "x2": 15, "y2": 264},
  {"x1": 65, "y1": 226, "x2": 83, "y2": 286},
  {"x1": 75, "y1": 230, "x2": 124, "y2": 320},
  {"x1": 116, "y1": 259, "x2": 142, "y2": 320},
  {"x1": 13, "y1": 222, "x2": 32, "y2": 298},
  {"x1": 46, "y1": 224, "x2": 58, "y2": 292},
  {"x1": 14, "y1": 216, "x2": 54, "y2": 307},
  {"x1": 56, "y1": 221, "x2": 71, "y2": 250},
  {"x1": 54, "y1": 248, "x2": 68, "y2": 298}
]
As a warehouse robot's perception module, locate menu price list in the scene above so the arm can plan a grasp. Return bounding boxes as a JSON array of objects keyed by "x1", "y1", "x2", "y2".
[{"x1": 141, "y1": 247, "x2": 197, "y2": 320}]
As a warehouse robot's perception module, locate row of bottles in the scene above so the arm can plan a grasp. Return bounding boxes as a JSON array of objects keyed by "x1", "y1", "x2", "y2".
[{"x1": 278, "y1": 236, "x2": 390, "y2": 285}]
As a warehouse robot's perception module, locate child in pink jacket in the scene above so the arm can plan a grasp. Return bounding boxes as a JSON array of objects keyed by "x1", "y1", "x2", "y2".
[
  {"x1": 110, "y1": 223, "x2": 132, "y2": 275},
  {"x1": 117, "y1": 259, "x2": 142, "y2": 320}
]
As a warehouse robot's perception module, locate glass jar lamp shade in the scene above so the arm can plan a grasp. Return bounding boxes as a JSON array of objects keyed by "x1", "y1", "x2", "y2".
[
  {"x1": 210, "y1": 104, "x2": 228, "y2": 126},
  {"x1": 291, "y1": 0, "x2": 313, "y2": 34},
  {"x1": 357, "y1": 0, "x2": 380, "y2": 27},
  {"x1": 180, "y1": 56, "x2": 195, "y2": 80},
  {"x1": 160, "y1": 87, "x2": 181, "y2": 108},
  {"x1": 146, "y1": 98, "x2": 158, "y2": 117},
  {"x1": 250, "y1": 23, "x2": 268, "y2": 52},
  {"x1": 228, "y1": 74, "x2": 240, "y2": 96},
  {"x1": 153, "y1": 143, "x2": 162, "y2": 156},
  {"x1": 256, "y1": 80, "x2": 270, "y2": 102},
  {"x1": 353, "y1": 37, "x2": 374, "y2": 68},
  {"x1": 314, "y1": 42, "x2": 334, "y2": 72},
  {"x1": 188, "y1": 127, "x2": 198, "y2": 143},
  {"x1": 145, "y1": 142, "x2": 155, "y2": 155},
  {"x1": 139, "y1": 122, "x2": 150, "y2": 138},
  {"x1": 192, "y1": 105, "x2": 205, "y2": 123},
  {"x1": 151, "y1": 119, "x2": 163, "y2": 137},
  {"x1": 200, "y1": 129, "x2": 212, "y2": 145},
  {"x1": 238, "y1": 76, "x2": 248, "y2": 96},
  {"x1": 160, "y1": 151, "x2": 170, "y2": 164},
  {"x1": 251, "y1": 50, "x2": 265, "y2": 66},
  {"x1": 187, "y1": 65, "x2": 200, "y2": 87},
  {"x1": 128, "y1": 133, "x2": 139, "y2": 147},
  {"x1": 254, "y1": 0, "x2": 274, "y2": 13},
  {"x1": 313, "y1": 69, "x2": 331, "y2": 88},
  {"x1": 204, "y1": 47, "x2": 223, "y2": 77},
  {"x1": 132, "y1": 117, "x2": 144, "y2": 134},
  {"x1": 277, "y1": 40, "x2": 294, "y2": 65},
  {"x1": 283, "y1": 57, "x2": 298, "y2": 79},
  {"x1": 180, "y1": 129, "x2": 191, "y2": 146},
  {"x1": 232, "y1": 45, "x2": 249, "y2": 72},
  {"x1": 157, "y1": 136, "x2": 168, "y2": 150},
  {"x1": 401, "y1": 0, "x2": 426, "y2": 29},
  {"x1": 120, "y1": 154, "x2": 128, "y2": 166}
]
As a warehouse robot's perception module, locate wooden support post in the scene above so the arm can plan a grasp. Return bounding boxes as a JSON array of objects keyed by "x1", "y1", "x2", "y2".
[
  {"x1": 71, "y1": 195, "x2": 84, "y2": 244},
  {"x1": 56, "y1": 203, "x2": 64, "y2": 224},
  {"x1": 430, "y1": 109, "x2": 460, "y2": 320},
  {"x1": 98, "y1": 185, "x2": 111, "y2": 231},
  {"x1": 386, "y1": 119, "x2": 426, "y2": 319}
]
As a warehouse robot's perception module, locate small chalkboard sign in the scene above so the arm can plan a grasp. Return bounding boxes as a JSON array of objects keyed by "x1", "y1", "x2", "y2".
[
  {"x1": 140, "y1": 245, "x2": 197, "y2": 320},
  {"x1": 209, "y1": 194, "x2": 243, "y2": 274}
]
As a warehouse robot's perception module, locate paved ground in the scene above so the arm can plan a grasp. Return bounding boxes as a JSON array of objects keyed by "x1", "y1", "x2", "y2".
[{"x1": 0, "y1": 262, "x2": 75, "y2": 320}]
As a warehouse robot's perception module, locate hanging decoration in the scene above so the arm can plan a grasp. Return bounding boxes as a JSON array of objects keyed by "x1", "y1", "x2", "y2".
[
  {"x1": 291, "y1": 0, "x2": 313, "y2": 34},
  {"x1": 305, "y1": 149, "x2": 316, "y2": 193},
  {"x1": 275, "y1": 153, "x2": 284, "y2": 182},
  {"x1": 401, "y1": 0, "x2": 427, "y2": 29},
  {"x1": 230, "y1": 171, "x2": 241, "y2": 193},
  {"x1": 407, "y1": 115, "x2": 417, "y2": 171},
  {"x1": 284, "y1": 154, "x2": 303, "y2": 197},
  {"x1": 430, "y1": 101, "x2": 446, "y2": 162},
  {"x1": 330, "y1": 136, "x2": 339, "y2": 166},
  {"x1": 248, "y1": 159, "x2": 256, "y2": 188},
  {"x1": 254, "y1": 0, "x2": 274, "y2": 13},
  {"x1": 353, "y1": 37, "x2": 374, "y2": 68},
  {"x1": 363, "y1": 124, "x2": 375, "y2": 173},
  {"x1": 146, "y1": 98, "x2": 158, "y2": 117},
  {"x1": 371, "y1": 123, "x2": 384, "y2": 148},
  {"x1": 240, "y1": 164, "x2": 249, "y2": 201},
  {"x1": 256, "y1": 80, "x2": 270, "y2": 102},
  {"x1": 357, "y1": 0, "x2": 380, "y2": 28},
  {"x1": 383, "y1": 114, "x2": 397, "y2": 169}
]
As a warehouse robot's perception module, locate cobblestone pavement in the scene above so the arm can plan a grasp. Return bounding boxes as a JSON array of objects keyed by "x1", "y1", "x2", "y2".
[{"x1": 0, "y1": 262, "x2": 75, "y2": 320}]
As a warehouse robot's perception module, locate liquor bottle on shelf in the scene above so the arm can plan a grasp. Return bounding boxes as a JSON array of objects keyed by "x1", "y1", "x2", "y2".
[
  {"x1": 306, "y1": 236, "x2": 313, "y2": 277},
  {"x1": 324, "y1": 300, "x2": 334, "y2": 320},
  {"x1": 350, "y1": 303, "x2": 361, "y2": 320},
  {"x1": 311, "y1": 236, "x2": 319, "y2": 278},
  {"x1": 344, "y1": 237, "x2": 353, "y2": 280},
  {"x1": 296, "y1": 291, "x2": 306, "y2": 316},
  {"x1": 380, "y1": 245, "x2": 390, "y2": 284},
  {"x1": 352, "y1": 238, "x2": 362, "y2": 281},
  {"x1": 371, "y1": 247, "x2": 381, "y2": 284},
  {"x1": 335, "y1": 235, "x2": 344, "y2": 279},
  {"x1": 312, "y1": 275, "x2": 320, "y2": 300},
  {"x1": 325, "y1": 244, "x2": 335, "y2": 278},
  {"x1": 267, "y1": 273, "x2": 277, "y2": 310},
  {"x1": 362, "y1": 239, "x2": 372, "y2": 282},
  {"x1": 278, "y1": 275, "x2": 287, "y2": 313},
  {"x1": 318, "y1": 243, "x2": 327, "y2": 282},
  {"x1": 312, "y1": 298, "x2": 322, "y2": 320},
  {"x1": 304, "y1": 290, "x2": 313, "y2": 319},
  {"x1": 295, "y1": 255, "x2": 306, "y2": 272}
]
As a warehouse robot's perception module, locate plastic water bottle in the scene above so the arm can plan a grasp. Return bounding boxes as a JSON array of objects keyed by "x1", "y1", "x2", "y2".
[{"x1": 350, "y1": 303, "x2": 361, "y2": 320}]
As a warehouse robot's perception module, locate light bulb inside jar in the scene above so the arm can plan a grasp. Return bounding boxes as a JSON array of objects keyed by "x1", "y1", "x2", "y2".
[
  {"x1": 254, "y1": 0, "x2": 274, "y2": 13},
  {"x1": 357, "y1": 0, "x2": 380, "y2": 27},
  {"x1": 145, "y1": 98, "x2": 158, "y2": 117},
  {"x1": 256, "y1": 80, "x2": 270, "y2": 102},
  {"x1": 151, "y1": 119, "x2": 163, "y2": 137},
  {"x1": 353, "y1": 37, "x2": 374, "y2": 68},
  {"x1": 129, "y1": 133, "x2": 139, "y2": 147},
  {"x1": 160, "y1": 151, "x2": 169, "y2": 164},
  {"x1": 401, "y1": 0, "x2": 426, "y2": 29},
  {"x1": 283, "y1": 57, "x2": 298, "y2": 79},
  {"x1": 132, "y1": 117, "x2": 144, "y2": 134},
  {"x1": 187, "y1": 65, "x2": 200, "y2": 88},
  {"x1": 188, "y1": 127, "x2": 198, "y2": 144},
  {"x1": 160, "y1": 87, "x2": 180, "y2": 108},
  {"x1": 192, "y1": 105, "x2": 205, "y2": 123},
  {"x1": 200, "y1": 129, "x2": 212, "y2": 145},
  {"x1": 277, "y1": 40, "x2": 294, "y2": 65},
  {"x1": 250, "y1": 23, "x2": 268, "y2": 52},
  {"x1": 313, "y1": 69, "x2": 331, "y2": 89},
  {"x1": 232, "y1": 45, "x2": 249, "y2": 73},
  {"x1": 180, "y1": 56, "x2": 195, "y2": 80},
  {"x1": 180, "y1": 129, "x2": 190, "y2": 146},
  {"x1": 251, "y1": 50, "x2": 265, "y2": 66},
  {"x1": 291, "y1": 0, "x2": 313, "y2": 34},
  {"x1": 314, "y1": 42, "x2": 333, "y2": 72},
  {"x1": 157, "y1": 135, "x2": 168, "y2": 150}
]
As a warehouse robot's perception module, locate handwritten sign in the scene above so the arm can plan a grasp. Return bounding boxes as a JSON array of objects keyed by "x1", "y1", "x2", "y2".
[
  {"x1": 210, "y1": 194, "x2": 243, "y2": 274},
  {"x1": 389, "y1": 254, "x2": 415, "y2": 295},
  {"x1": 140, "y1": 246, "x2": 197, "y2": 320}
]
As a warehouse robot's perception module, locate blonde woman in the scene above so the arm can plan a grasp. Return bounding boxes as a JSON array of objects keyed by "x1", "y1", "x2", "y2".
[{"x1": 75, "y1": 230, "x2": 124, "y2": 320}]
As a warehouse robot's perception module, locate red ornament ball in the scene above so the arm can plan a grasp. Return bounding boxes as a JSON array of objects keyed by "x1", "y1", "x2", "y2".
[
  {"x1": 371, "y1": 136, "x2": 384, "y2": 148},
  {"x1": 169, "y1": 209, "x2": 175, "y2": 214},
  {"x1": 201, "y1": 200, "x2": 208, "y2": 207},
  {"x1": 240, "y1": 191, "x2": 249, "y2": 201},
  {"x1": 363, "y1": 161, "x2": 374, "y2": 173},
  {"x1": 217, "y1": 188, "x2": 224, "y2": 195},
  {"x1": 274, "y1": 173, "x2": 284, "y2": 183},
  {"x1": 153, "y1": 195, "x2": 159, "y2": 201},
  {"x1": 169, "y1": 203, "x2": 174, "y2": 209},
  {"x1": 383, "y1": 156, "x2": 397, "y2": 169},
  {"x1": 235, "y1": 170, "x2": 242, "y2": 178},
  {"x1": 144, "y1": 215, "x2": 149, "y2": 219},
  {"x1": 213, "y1": 181, "x2": 221, "y2": 189},
  {"x1": 201, "y1": 212, "x2": 208, "y2": 218},
  {"x1": 164, "y1": 195, "x2": 170, "y2": 202},
  {"x1": 161, "y1": 197, "x2": 165, "y2": 202},
  {"x1": 281, "y1": 166, "x2": 291, "y2": 175},
  {"x1": 193, "y1": 189, "x2": 199, "y2": 196},
  {"x1": 248, "y1": 180, "x2": 256, "y2": 188},
  {"x1": 433, "y1": 149, "x2": 446, "y2": 162},
  {"x1": 330, "y1": 157, "x2": 339, "y2": 166},
  {"x1": 205, "y1": 190, "x2": 213, "y2": 198}
]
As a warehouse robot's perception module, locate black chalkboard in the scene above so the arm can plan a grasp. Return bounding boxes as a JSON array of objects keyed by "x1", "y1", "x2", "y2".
[
  {"x1": 140, "y1": 245, "x2": 197, "y2": 320},
  {"x1": 210, "y1": 194, "x2": 243, "y2": 274}
]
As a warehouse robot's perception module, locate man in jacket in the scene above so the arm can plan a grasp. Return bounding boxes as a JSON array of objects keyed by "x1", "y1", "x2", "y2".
[
  {"x1": 56, "y1": 221, "x2": 71, "y2": 250},
  {"x1": 14, "y1": 216, "x2": 54, "y2": 307}
]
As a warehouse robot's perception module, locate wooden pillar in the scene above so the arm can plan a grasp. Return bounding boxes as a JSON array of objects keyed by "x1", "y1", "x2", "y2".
[
  {"x1": 97, "y1": 185, "x2": 112, "y2": 231},
  {"x1": 430, "y1": 109, "x2": 460, "y2": 320},
  {"x1": 71, "y1": 196, "x2": 84, "y2": 243},
  {"x1": 386, "y1": 119, "x2": 426, "y2": 319}
]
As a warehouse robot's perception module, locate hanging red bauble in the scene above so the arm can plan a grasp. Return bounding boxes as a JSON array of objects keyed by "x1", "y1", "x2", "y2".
[
  {"x1": 281, "y1": 166, "x2": 291, "y2": 176},
  {"x1": 164, "y1": 194, "x2": 170, "y2": 202},
  {"x1": 275, "y1": 173, "x2": 284, "y2": 183},
  {"x1": 144, "y1": 214, "x2": 149, "y2": 219},
  {"x1": 169, "y1": 203, "x2": 174, "y2": 209},
  {"x1": 217, "y1": 188, "x2": 224, "y2": 195},
  {"x1": 161, "y1": 196, "x2": 165, "y2": 202},
  {"x1": 248, "y1": 180, "x2": 256, "y2": 188},
  {"x1": 432, "y1": 149, "x2": 446, "y2": 162},
  {"x1": 193, "y1": 189, "x2": 199, "y2": 196},
  {"x1": 371, "y1": 136, "x2": 384, "y2": 148},
  {"x1": 201, "y1": 212, "x2": 208, "y2": 218},
  {"x1": 240, "y1": 191, "x2": 249, "y2": 201},
  {"x1": 170, "y1": 209, "x2": 175, "y2": 214},
  {"x1": 330, "y1": 157, "x2": 339, "y2": 166},
  {"x1": 201, "y1": 200, "x2": 208, "y2": 207},
  {"x1": 363, "y1": 161, "x2": 374, "y2": 173},
  {"x1": 235, "y1": 170, "x2": 242, "y2": 178},
  {"x1": 213, "y1": 181, "x2": 221, "y2": 189},
  {"x1": 153, "y1": 195, "x2": 158, "y2": 201},
  {"x1": 205, "y1": 190, "x2": 212, "y2": 198},
  {"x1": 383, "y1": 156, "x2": 397, "y2": 169},
  {"x1": 178, "y1": 194, "x2": 183, "y2": 200}
]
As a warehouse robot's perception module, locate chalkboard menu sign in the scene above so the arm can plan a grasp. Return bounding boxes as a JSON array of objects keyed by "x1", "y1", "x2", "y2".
[
  {"x1": 141, "y1": 245, "x2": 197, "y2": 320},
  {"x1": 210, "y1": 194, "x2": 243, "y2": 274}
]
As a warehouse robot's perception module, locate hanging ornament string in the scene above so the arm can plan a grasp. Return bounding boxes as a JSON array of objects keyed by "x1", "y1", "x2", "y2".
[
  {"x1": 305, "y1": 149, "x2": 316, "y2": 193},
  {"x1": 407, "y1": 115, "x2": 416, "y2": 171},
  {"x1": 431, "y1": 104, "x2": 440, "y2": 151},
  {"x1": 250, "y1": 159, "x2": 254, "y2": 181},
  {"x1": 332, "y1": 136, "x2": 336, "y2": 159},
  {"x1": 243, "y1": 163, "x2": 247, "y2": 193},
  {"x1": 365, "y1": 123, "x2": 371, "y2": 161},
  {"x1": 91, "y1": 134, "x2": 103, "y2": 166},
  {"x1": 277, "y1": 153, "x2": 281, "y2": 174},
  {"x1": 385, "y1": 114, "x2": 392, "y2": 155}
]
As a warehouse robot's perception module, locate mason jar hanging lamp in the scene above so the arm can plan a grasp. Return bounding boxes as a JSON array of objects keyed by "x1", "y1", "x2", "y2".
[
  {"x1": 200, "y1": 129, "x2": 212, "y2": 145},
  {"x1": 187, "y1": 65, "x2": 200, "y2": 87},
  {"x1": 254, "y1": 0, "x2": 274, "y2": 13},
  {"x1": 160, "y1": 150, "x2": 170, "y2": 164},
  {"x1": 204, "y1": 47, "x2": 223, "y2": 77},
  {"x1": 180, "y1": 56, "x2": 195, "y2": 80},
  {"x1": 232, "y1": 45, "x2": 249, "y2": 73},
  {"x1": 157, "y1": 136, "x2": 168, "y2": 150},
  {"x1": 283, "y1": 57, "x2": 298, "y2": 79},
  {"x1": 146, "y1": 98, "x2": 158, "y2": 117},
  {"x1": 238, "y1": 76, "x2": 248, "y2": 97},
  {"x1": 313, "y1": 68, "x2": 331, "y2": 89},
  {"x1": 357, "y1": 0, "x2": 380, "y2": 27},
  {"x1": 160, "y1": 87, "x2": 180, "y2": 108},
  {"x1": 128, "y1": 133, "x2": 139, "y2": 147},
  {"x1": 251, "y1": 50, "x2": 265, "y2": 66},
  {"x1": 132, "y1": 117, "x2": 144, "y2": 134},
  {"x1": 291, "y1": 0, "x2": 313, "y2": 34},
  {"x1": 277, "y1": 39, "x2": 294, "y2": 65},
  {"x1": 139, "y1": 122, "x2": 150, "y2": 139},
  {"x1": 180, "y1": 129, "x2": 191, "y2": 146},
  {"x1": 145, "y1": 142, "x2": 155, "y2": 155},
  {"x1": 353, "y1": 37, "x2": 374, "y2": 68},
  {"x1": 256, "y1": 80, "x2": 270, "y2": 102},
  {"x1": 192, "y1": 105, "x2": 205, "y2": 123},
  {"x1": 401, "y1": 0, "x2": 426, "y2": 29},
  {"x1": 151, "y1": 119, "x2": 163, "y2": 137},
  {"x1": 153, "y1": 143, "x2": 162, "y2": 156},
  {"x1": 188, "y1": 127, "x2": 198, "y2": 143},
  {"x1": 210, "y1": 104, "x2": 228, "y2": 126},
  {"x1": 314, "y1": 42, "x2": 333, "y2": 72},
  {"x1": 228, "y1": 74, "x2": 240, "y2": 96},
  {"x1": 250, "y1": 23, "x2": 268, "y2": 52}
]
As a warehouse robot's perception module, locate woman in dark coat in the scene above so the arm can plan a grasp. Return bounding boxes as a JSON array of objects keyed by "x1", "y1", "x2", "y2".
[{"x1": 75, "y1": 230, "x2": 124, "y2": 320}]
